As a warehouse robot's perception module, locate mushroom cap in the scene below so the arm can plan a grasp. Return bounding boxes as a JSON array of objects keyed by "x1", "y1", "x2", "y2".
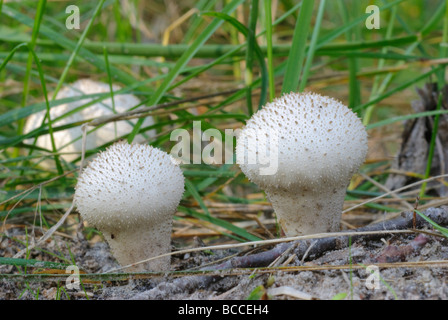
[
  {"x1": 24, "y1": 79, "x2": 155, "y2": 168},
  {"x1": 236, "y1": 92, "x2": 368, "y2": 190},
  {"x1": 74, "y1": 142, "x2": 185, "y2": 231}
]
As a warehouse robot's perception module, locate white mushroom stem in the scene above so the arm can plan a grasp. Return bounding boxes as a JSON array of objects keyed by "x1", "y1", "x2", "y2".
[
  {"x1": 267, "y1": 184, "x2": 348, "y2": 236},
  {"x1": 102, "y1": 219, "x2": 173, "y2": 271}
]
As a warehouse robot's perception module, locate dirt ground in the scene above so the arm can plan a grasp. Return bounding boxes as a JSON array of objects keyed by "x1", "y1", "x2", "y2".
[{"x1": 1, "y1": 213, "x2": 448, "y2": 300}]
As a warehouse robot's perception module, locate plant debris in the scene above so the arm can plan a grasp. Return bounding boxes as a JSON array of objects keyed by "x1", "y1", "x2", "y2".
[{"x1": 2, "y1": 206, "x2": 447, "y2": 300}]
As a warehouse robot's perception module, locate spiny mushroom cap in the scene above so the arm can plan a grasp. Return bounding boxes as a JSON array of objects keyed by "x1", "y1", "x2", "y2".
[
  {"x1": 236, "y1": 92, "x2": 368, "y2": 190},
  {"x1": 74, "y1": 142, "x2": 185, "y2": 231},
  {"x1": 24, "y1": 79, "x2": 155, "y2": 168}
]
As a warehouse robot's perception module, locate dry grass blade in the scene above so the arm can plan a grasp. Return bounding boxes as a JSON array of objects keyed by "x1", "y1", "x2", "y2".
[{"x1": 343, "y1": 174, "x2": 448, "y2": 213}]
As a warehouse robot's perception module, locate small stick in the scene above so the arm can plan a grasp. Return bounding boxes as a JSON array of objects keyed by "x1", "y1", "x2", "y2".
[{"x1": 413, "y1": 196, "x2": 420, "y2": 229}]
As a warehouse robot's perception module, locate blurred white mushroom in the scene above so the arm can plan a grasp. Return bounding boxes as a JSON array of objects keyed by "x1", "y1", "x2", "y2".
[
  {"x1": 24, "y1": 79, "x2": 155, "y2": 169},
  {"x1": 74, "y1": 142, "x2": 185, "y2": 271},
  {"x1": 236, "y1": 92, "x2": 368, "y2": 236}
]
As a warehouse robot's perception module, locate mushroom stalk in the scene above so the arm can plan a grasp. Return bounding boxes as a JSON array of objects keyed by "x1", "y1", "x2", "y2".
[
  {"x1": 267, "y1": 184, "x2": 348, "y2": 236},
  {"x1": 102, "y1": 219, "x2": 173, "y2": 271}
]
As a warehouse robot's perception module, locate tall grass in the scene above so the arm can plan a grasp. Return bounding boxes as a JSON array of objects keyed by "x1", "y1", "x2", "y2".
[{"x1": 0, "y1": 0, "x2": 447, "y2": 272}]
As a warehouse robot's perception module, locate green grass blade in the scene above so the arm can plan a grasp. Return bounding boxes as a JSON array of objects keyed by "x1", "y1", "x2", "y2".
[
  {"x1": 264, "y1": 0, "x2": 275, "y2": 101},
  {"x1": 316, "y1": 0, "x2": 406, "y2": 49},
  {"x1": 420, "y1": 3, "x2": 448, "y2": 196},
  {"x1": 281, "y1": 0, "x2": 314, "y2": 94},
  {"x1": 354, "y1": 65, "x2": 444, "y2": 113},
  {"x1": 2, "y1": 5, "x2": 142, "y2": 88},
  {"x1": 363, "y1": 3, "x2": 398, "y2": 125},
  {"x1": 0, "y1": 257, "x2": 70, "y2": 269},
  {"x1": 18, "y1": 0, "x2": 46, "y2": 136},
  {"x1": 414, "y1": 210, "x2": 448, "y2": 238},
  {"x1": 127, "y1": 0, "x2": 245, "y2": 143},
  {"x1": 366, "y1": 109, "x2": 448, "y2": 131},
  {"x1": 337, "y1": 0, "x2": 361, "y2": 111},
  {"x1": 201, "y1": 10, "x2": 268, "y2": 112},
  {"x1": 184, "y1": 178, "x2": 212, "y2": 216},
  {"x1": 419, "y1": 92, "x2": 443, "y2": 197},
  {"x1": 178, "y1": 206, "x2": 262, "y2": 242},
  {"x1": 52, "y1": 0, "x2": 106, "y2": 99},
  {"x1": 245, "y1": 0, "x2": 259, "y2": 115},
  {"x1": 298, "y1": 0, "x2": 326, "y2": 92},
  {"x1": 183, "y1": 170, "x2": 236, "y2": 178},
  {"x1": 28, "y1": 47, "x2": 64, "y2": 174},
  {"x1": 0, "y1": 41, "x2": 64, "y2": 173}
]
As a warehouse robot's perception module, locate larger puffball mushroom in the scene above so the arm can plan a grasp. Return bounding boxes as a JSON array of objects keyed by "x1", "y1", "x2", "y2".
[
  {"x1": 74, "y1": 142, "x2": 184, "y2": 271},
  {"x1": 236, "y1": 92, "x2": 368, "y2": 236},
  {"x1": 24, "y1": 79, "x2": 155, "y2": 169}
]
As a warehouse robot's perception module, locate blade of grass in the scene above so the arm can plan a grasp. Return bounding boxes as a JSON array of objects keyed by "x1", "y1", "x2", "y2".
[
  {"x1": 420, "y1": 0, "x2": 448, "y2": 197},
  {"x1": 281, "y1": 0, "x2": 314, "y2": 94},
  {"x1": 0, "y1": 42, "x2": 28, "y2": 73},
  {"x1": 184, "y1": 178, "x2": 212, "y2": 216},
  {"x1": 178, "y1": 206, "x2": 262, "y2": 242},
  {"x1": 0, "y1": 43, "x2": 64, "y2": 173},
  {"x1": 354, "y1": 65, "x2": 444, "y2": 113},
  {"x1": 414, "y1": 209, "x2": 448, "y2": 238},
  {"x1": 316, "y1": 0, "x2": 406, "y2": 49},
  {"x1": 0, "y1": 257, "x2": 70, "y2": 269},
  {"x1": 51, "y1": 0, "x2": 106, "y2": 99},
  {"x1": 298, "y1": 0, "x2": 326, "y2": 92},
  {"x1": 201, "y1": 11, "x2": 268, "y2": 111},
  {"x1": 337, "y1": 0, "x2": 361, "y2": 111},
  {"x1": 103, "y1": 46, "x2": 118, "y2": 139},
  {"x1": 183, "y1": 0, "x2": 219, "y2": 43},
  {"x1": 17, "y1": 0, "x2": 46, "y2": 137},
  {"x1": 264, "y1": 0, "x2": 275, "y2": 101},
  {"x1": 15, "y1": 0, "x2": 47, "y2": 174},
  {"x1": 366, "y1": 109, "x2": 448, "y2": 131},
  {"x1": 419, "y1": 92, "x2": 444, "y2": 198},
  {"x1": 29, "y1": 47, "x2": 64, "y2": 174},
  {"x1": 245, "y1": 0, "x2": 259, "y2": 115},
  {"x1": 363, "y1": 2, "x2": 398, "y2": 125},
  {"x1": 2, "y1": 5, "x2": 143, "y2": 88},
  {"x1": 127, "y1": 0, "x2": 245, "y2": 143}
]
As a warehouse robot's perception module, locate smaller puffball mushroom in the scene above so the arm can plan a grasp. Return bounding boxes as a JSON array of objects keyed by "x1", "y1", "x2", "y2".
[
  {"x1": 236, "y1": 92, "x2": 368, "y2": 236},
  {"x1": 24, "y1": 79, "x2": 155, "y2": 169},
  {"x1": 74, "y1": 142, "x2": 184, "y2": 271}
]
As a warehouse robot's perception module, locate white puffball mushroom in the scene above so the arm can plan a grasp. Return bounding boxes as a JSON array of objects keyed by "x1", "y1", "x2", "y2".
[
  {"x1": 236, "y1": 92, "x2": 368, "y2": 236},
  {"x1": 24, "y1": 79, "x2": 155, "y2": 169},
  {"x1": 74, "y1": 142, "x2": 184, "y2": 271}
]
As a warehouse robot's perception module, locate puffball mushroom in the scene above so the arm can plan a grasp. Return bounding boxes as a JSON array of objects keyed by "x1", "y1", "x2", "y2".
[
  {"x1": 24, "y1": 79, "x2": 155, "y2": 169},
  {"x1": 74, "y1": 142, "x2": 184, "y2": 271},
  {"x1": 236, "y1": 92, "x2": 368, "y2": 236}
]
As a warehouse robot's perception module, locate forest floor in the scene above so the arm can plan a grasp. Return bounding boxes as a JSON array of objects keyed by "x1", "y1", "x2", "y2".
[{"x1": 1, "y1": 208, "x2": 448, "y2": 300}]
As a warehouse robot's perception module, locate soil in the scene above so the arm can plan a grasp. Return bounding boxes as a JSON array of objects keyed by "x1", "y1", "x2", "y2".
[{"x1": 1, "y1": 216, "x2": 448, "y2": 300}]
